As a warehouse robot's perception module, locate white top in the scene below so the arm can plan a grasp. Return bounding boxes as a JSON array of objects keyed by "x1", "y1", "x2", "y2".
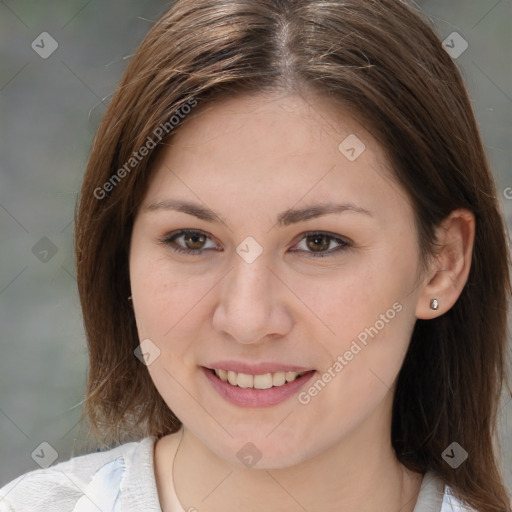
[{"x1": 0, "y1": 428, "x2": 472, "y2": 511}]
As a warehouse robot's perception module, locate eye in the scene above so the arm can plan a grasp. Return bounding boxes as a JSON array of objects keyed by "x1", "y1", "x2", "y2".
[
  {"x1": 159, "y1": 229, "x2": 351, "y2": 257},
  {"x1": 160, "y1": 229, "x2": 220, "y2": 254},
  {"x1": 291, "y1": 232, "x2": 351, "y2": 257}
]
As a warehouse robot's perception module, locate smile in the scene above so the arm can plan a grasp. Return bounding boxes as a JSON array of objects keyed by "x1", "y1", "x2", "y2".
[
  {"x1": 201, "y1": 366, "x2": 316, "y2": 407},
  {"x1": 213, "y1": 369, "x2": 306, "y2": 389}
]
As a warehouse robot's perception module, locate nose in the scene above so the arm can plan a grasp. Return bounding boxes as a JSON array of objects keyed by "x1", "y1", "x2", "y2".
[{"x1": 212, "y1": 257, "x2": 293, "y2": 345}]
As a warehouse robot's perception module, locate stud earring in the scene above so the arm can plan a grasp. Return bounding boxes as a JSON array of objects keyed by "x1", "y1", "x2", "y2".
[{"x1": 430, "y1": 298, "x2": 439, "y2": 310}]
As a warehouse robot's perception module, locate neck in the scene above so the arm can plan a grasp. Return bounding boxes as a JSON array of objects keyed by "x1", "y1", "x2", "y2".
[{"x1": 156, "y1": 407, "x2": 422, "y2": 512}]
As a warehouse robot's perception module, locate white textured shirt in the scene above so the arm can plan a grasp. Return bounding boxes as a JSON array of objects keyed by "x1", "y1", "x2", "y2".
[{"x1": 0, "y1": 429, "x2": 472, "y2": 511}]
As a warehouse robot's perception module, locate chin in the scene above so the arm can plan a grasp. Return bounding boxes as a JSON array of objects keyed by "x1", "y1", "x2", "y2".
[{"x1": 204, "y1": 426, "x2": 321, "y2": 470}]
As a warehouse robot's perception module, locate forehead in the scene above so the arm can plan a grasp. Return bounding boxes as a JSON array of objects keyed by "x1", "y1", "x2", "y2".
[
  {"x1": 161, "y1": 91, "x2": 371, "y2": 163},
  {"x1": 142, "y1": 91, "x2": 412, "y2": 225}
]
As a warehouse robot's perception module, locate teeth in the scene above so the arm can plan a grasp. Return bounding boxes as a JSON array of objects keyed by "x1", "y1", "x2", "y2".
[
  {"x1": 237, "y1": 372, "x2": 254, "y2": 388},
  {"x1": 227, "y1": 370, "x2": 237, "y2": 386},
  {"x1": 273, "y1": 372, "x2": 286, "y2": 386},
  {"x1": 285, "y1": 371, "x2": 298, "y2": 382},
  {"x1": 213, "y1": 369, "x2": 305, "y2": 388},
  {"x1": 254, "y1": 373, "x2": 273, "y2": 389}
]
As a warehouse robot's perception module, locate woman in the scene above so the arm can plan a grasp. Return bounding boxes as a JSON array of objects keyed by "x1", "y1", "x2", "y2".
[{"x1": 1, "y1": 0, "x2": 510, "y2": 511}]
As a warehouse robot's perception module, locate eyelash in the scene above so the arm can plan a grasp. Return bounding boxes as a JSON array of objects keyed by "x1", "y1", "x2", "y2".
[{"x1": 159, "y1": 229, "x2": 351, "y2": 258}]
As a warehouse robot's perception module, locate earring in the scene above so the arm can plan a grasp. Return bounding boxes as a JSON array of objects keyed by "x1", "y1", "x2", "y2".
[
  {"x1": 430, "y1": 298, "x2": 439, "y2": 310},
  {"x1": 127, "y1": 296, "x2": 133, "y2": 302}
]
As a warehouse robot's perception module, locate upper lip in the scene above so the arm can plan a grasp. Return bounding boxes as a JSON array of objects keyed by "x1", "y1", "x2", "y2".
[{"x1": 204, "y1": 361, "x2": 313, "y2": 374}]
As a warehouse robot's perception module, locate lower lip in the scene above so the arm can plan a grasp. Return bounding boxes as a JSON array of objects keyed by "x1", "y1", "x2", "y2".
[{"x1": 201, "y1": 367, "x2": 317, "y2": 407}]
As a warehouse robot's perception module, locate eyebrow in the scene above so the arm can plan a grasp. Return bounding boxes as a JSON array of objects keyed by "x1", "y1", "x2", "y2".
[{"x1": 144, "y1": 199, "x2": 373, "y2": 227}]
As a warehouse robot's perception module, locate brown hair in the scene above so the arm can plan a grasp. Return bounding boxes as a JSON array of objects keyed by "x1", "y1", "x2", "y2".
[{"x1": 75, "y1": 0, "x2": 511, "y2": 509}]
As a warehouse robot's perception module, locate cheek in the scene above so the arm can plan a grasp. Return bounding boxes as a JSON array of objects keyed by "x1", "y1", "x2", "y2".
[
  {"x1": 130, "y1": 248, "x2": 215, "y2": 337},
  {"x1": 294, "y1": 302, "x2": 414, "y2": 451},
  {"x1": 129, "y1": 252, "x2": 215, "y2": 417},
  {"x1": 292, "y1": 246, "x2": 418, "y2": 401},
  {"x1": 289, "y1": 252, "x2": 415, "y2": 348}
]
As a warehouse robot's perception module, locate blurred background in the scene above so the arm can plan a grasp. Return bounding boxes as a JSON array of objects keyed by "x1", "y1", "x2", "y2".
[{"x1": 1, "y1": 0, "x2": 511, "y2": 492}]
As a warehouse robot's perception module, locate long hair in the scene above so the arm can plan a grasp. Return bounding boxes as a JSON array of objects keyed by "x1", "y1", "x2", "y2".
[{"x1": 75, "y1": 1, "x2": 511, "y2": 509}]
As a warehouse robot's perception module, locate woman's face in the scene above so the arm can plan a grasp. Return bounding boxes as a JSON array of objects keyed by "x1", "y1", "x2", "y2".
[{"x1": 130, "y1": 91, "x2": 425, "y2": 468}]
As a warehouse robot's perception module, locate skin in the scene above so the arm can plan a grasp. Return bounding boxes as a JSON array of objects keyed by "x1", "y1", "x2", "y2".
[{"x1": 129, "y1": 90, "x2": 475, "y2": 512}]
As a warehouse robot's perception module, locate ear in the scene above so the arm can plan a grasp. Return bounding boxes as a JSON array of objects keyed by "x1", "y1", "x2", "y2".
[{"x1": 416, "y1": 209, "x2": 475, "y2": 319}]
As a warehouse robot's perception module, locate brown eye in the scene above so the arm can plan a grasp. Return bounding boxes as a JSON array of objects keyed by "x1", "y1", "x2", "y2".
[
  {"x1": 292, "y1": 231, "x2": 351, "y2": 257},
  {"x1": 184, "y1": 232, "x2": 207, "y2": 250},
  {"x1": 161, "y1": 229, "x2": 219, "y2": 254},
  {"x1": 305, "y1": 234, "x2": 331, "y2": 252}
]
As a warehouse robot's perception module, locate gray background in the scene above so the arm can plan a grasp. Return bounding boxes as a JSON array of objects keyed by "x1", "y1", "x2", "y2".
[{"x1": 1, "y1": 0, "x2": 511, "y2": 492}]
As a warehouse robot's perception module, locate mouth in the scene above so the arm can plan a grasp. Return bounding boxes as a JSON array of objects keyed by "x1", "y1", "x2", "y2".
[
  {"x1": 201, "y1": 365, "x2": 316, "y2": 407},
  {"x1": 209, "y1": 368, "x2": 309, "y2": 389}
]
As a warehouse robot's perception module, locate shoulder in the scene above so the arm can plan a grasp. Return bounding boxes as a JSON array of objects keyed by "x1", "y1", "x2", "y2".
[
  {"x1": 440, "y1": 488, "x2": 478, "y2": 512},
  {"x1": 415, "y1": 472, "x2": 478, "y2": 512},
  {"x1": 0, "y1": 437, "x2": 157, "y2": 512}
]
